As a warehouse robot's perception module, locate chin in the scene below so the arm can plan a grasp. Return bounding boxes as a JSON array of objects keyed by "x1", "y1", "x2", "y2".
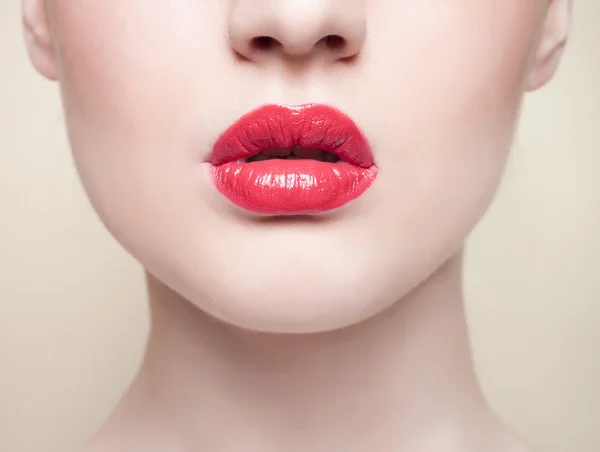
[
  {"x1": 139, "y1": 229, "x2": 455, "y2": 334},
  {"x1": 164, "y1": 271, "x2": 394, "y2": 334},
  {"x1": 190, "y1": 278, "x2": 384, "y2": 334}
]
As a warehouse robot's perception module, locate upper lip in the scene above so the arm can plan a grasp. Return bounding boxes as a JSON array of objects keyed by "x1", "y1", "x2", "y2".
[{"x1": 208, "y1": 104, "x2": 374, "y2": 168}]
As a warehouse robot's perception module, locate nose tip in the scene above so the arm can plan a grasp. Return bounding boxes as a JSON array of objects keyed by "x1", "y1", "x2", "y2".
[{"x1": 228, "y1": 0, "x2": 367, "y2": 62}]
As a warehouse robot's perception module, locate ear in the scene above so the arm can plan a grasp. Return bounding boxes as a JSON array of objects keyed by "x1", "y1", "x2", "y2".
[
  {"x1": 22, "y1": 0, "x2": 57, "y2": 80},
  {"x1": 527, "y1": 0, "x2": 572, "y2": 91}
]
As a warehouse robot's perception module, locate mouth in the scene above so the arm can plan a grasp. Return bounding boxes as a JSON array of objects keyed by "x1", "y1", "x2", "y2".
[{"x1": 207, "y1": 104, "x2": 378, "y2": 215}]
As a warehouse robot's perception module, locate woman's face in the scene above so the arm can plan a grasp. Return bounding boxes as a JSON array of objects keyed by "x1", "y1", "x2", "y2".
[{"x1": 26, "y1": 0, "x2": 568, "y2": 333}]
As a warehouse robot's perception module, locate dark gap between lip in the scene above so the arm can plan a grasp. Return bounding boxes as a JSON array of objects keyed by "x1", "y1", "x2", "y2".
[{"x1": 245, "y1": 148, "x2": 341, "y2": 163}]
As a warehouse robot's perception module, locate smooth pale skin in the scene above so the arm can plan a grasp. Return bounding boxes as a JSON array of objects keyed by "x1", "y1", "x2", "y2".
[{"x1": 23, "y1": 0, "x2": 571, "y2": 451}]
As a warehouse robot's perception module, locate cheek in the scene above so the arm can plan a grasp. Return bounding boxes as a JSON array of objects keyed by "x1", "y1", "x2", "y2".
[
  {"x1": 49, "y1": 2, "x2": 228, "y2": 233},
  {"x1": 365, "y1": 1, "x2": 539, "y2": 146},
  {"x1": 385, "y1": 4, "x2": 537, "y2": 167},
  {"x1": 358, "y1": 2, "x2": 543, "y2": 253},
  {"x1": 52, "y1": 1, "x2": 228, "y2": 152}
]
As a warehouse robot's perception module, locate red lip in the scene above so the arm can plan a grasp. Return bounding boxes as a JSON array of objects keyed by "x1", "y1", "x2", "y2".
[{"x1": 207, "y1": 104, "x2": 378, "y2": 215}]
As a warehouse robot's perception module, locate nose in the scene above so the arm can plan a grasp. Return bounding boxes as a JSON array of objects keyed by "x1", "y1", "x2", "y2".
[{"x1": 228, "y1": 0, "x2": 367, "y2": 62}]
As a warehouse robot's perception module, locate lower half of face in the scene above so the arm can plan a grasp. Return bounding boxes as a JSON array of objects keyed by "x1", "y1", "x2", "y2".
[{"x1": 49, "y1": 0, "x2": 545, "y2": 333}]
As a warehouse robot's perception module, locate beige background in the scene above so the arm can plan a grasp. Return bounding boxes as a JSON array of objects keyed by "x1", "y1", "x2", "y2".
[{"x1": 1, "y1": 1, "x2": 599, "y2": 452}]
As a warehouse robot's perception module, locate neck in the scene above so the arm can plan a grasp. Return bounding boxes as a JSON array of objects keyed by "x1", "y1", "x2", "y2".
[{"x1": 101, "y1": 253, "x2": 506, "y2": 452}]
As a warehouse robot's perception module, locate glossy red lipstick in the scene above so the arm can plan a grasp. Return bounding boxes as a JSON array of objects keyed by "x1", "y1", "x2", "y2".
[{"x1": 208, "y1": 104, "x2": 378, "y2": 215}]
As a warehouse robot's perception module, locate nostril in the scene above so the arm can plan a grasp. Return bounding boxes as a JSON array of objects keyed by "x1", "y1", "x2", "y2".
[
  {"x1": 249, "y1": 35, "x2": 347, "y2": 55},
  {"x1": 323, "y1": 35, "x2": 346, "y2": 51},
  {"x1": 251, "y1": 36, "x2": 280, "y2": 51}
]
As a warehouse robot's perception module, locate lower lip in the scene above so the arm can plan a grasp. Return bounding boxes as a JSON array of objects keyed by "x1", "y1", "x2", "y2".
[{"x1": 209, "y1": 159, "x2": 378, "y2": 215}]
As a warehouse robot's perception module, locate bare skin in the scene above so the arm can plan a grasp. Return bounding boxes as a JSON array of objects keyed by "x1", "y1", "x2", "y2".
[
  {"x1": 88, "y1": 257, "x2": 534, "y2": 452},
  {"x1": 22, "y1": 0, "x2": 571, "y2": 451}
]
